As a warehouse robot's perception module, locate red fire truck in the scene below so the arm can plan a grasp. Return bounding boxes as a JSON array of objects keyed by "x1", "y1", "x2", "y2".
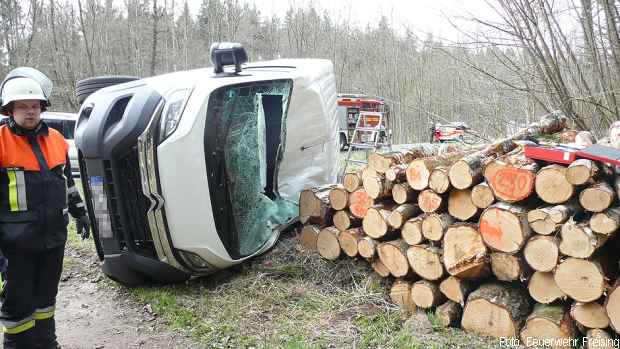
[{"x1": 336, "y1": 94, "x2": 390, "y2": 150}]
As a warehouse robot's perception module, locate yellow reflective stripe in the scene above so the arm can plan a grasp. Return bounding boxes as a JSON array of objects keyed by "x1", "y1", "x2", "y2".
[
  {"x1": 34, "y1": 311, "x2": 54, "y2": 320},
  {"x1": 4, "y1": 320, "x2": 34, "y2": 334},
  {"x1": 7, "y1": 170, "x2": 18, "y2": 212}
]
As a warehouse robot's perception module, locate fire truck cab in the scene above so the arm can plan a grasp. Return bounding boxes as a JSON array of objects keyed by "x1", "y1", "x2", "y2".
[{"x1": 336, "y1": 94, "x2": 390, "y2": 150}]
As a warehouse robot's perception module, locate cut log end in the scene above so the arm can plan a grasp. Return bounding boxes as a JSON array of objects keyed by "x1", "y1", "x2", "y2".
[
  {"x1": 570, "y1": 302, "x2": 610, "y2": 330},
  {"x1": 528, "y1": 271, "x2": 566, "y2": 304},
  {"x1": 490, "y1": 252, "x2": 528, "y2": 282},
  {"x1": 520, "y1": 304, "x2": 576, "y2": 349},
  {"x1": 329, "y1": 186, "x2": 349, "y2": 211},
  {"x1": 449, "y1": 160, "x2": 475, "y2": 189},
  {"x1": 411, "y1": 280, "x2": 445, "y2": 308},
  {"x1": 407, "y1": 245, "x2": 444, "y2": 281},
  {"x1": 471, "y1": 183, "x2": 495, "y2": 209},
  {"x1": 377, "y1": 240, "x2": 410, "y2": 277},
  {"x1": 535, "y1": 165, "x2": 574, "y2": 204},
  {"x1": 316, "y1": 227, "x2": 341, "y2": 260},
  {"x1": 343, "y1": 172, "x2": 362, "y2": 192},
  {"x1": 421, "y1": 213, "x2": 453, "y2": 242},
  {"x1": 429, "y1": 167, "x2": 451, "y2": 194},
  {"x1": 585, "y1": 329, "x2": 616, "y2": 349},
  {"x1": 580, "y1": 183, "x2": 615, "y2": 213},
  {"x1": 418, "y1": 189, "x2": 443, "y2": 213},
  {"x1": 338, "y1": 228, "x2": 364, "y2": 257},
  {"x1": 443, "y1": 224, "x2": 489, "y2": 279},
  {"x1": 390, "y1": 279, "x2": 417, "y2": 312},
  {"x1": 448, "y1": 189, "x2": 479, "y2": 221},
  {"x1": 439, "y1": 276, "x2": 473, "y2": 305},
  {"x1": 349, "y1": 189, "x2": 373, "y2": 218},
  {"x1": 523, "y1": 236, "x2": 559, "y2": 272},
  {"x1": 479, "y1": 204, "x2": 530, "y2": 254},
  {"x1": 435, "y1": 301, "x2": 463, "y2": 328},
  {"x1": 604, "y1": 281, "x2": 620, "y2": 334},
  {"x1": 554, "y1": 258, "x2": 605, "y2": 303},
  {"x1": 299, "y1": 225, "x2": 321, "y2": 251},
  {"x1": 402, "y1": 216, "x2": 425, "y2": 245},
  {"x1": 358, "y1": 237, "x2": 377, "y2": 259}
]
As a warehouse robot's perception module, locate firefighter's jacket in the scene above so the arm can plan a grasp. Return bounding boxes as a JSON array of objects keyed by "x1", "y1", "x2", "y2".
[{"x1": 0, "y1": 119, "x2": 86, "y2": 253}]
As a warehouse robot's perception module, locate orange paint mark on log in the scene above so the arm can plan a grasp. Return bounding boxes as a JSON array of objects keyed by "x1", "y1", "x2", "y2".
[
  {"x1": 480, "y1": 208, "x2": 503, "y2": 246},
  {"x1": 490, "y1": 168, "x2": 534, "y2": 202},
  {"x1": 419, "y1": 191, "x2": 441, "y2": 212},
  {"x1": 350, "y1": 189, "x2": 373, "y2": 218},
  {"x1": 406, "y1": 165, "x2": 421, "y2": 185}
]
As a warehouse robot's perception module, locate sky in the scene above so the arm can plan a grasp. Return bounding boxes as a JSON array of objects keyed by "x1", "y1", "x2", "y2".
[{"x1": 185, "y1": 0, "x2": 500, "y2": 42}]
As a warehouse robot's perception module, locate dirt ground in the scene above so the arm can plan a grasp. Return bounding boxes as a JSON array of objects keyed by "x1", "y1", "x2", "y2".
[{"x1": 54, "y1": 246, "x2": 198, "y2": 349}]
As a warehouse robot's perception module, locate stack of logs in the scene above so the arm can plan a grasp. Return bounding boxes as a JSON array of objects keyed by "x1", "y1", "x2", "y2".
[{"x1": 298, "y1": 113, "x2": 620, "y2": 348}]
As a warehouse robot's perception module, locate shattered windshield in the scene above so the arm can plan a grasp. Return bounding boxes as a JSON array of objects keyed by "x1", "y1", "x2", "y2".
[{"x1": 204, "y1": 79, "x2": 297, "y2": 258}]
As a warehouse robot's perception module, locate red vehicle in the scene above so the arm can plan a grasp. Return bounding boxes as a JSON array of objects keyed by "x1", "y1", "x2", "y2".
[
  {"x1": 432, "y1": 122, "x2": 468, "y2": 142},
  {"x1": 336, "y1": 94, "x2": 390, "y2": 149}
]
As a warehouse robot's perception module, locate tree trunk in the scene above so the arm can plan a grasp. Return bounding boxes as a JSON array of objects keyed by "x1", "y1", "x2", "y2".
[
  {"x1": 349, "y1": 188, "x2": 374, "y2": 218},
  {"x1": 390, "y1": 279, "x2": 417, "y2": 312},
  {"x1": 392, "y1": 183, "x2": 417, "y2": 204},
  {"x1": 338, "y1": 228, "x2": 365, "y2": 257},
  {"x1": 358, "y1": 237, "x2": 378, "y2": 259},
  {"x1": 585, "y1": 329, "x2": 616, "y2": 349},
  {"x1": 520, "y1": 304, "x2": 576, "y2": 349},
  {"x1": 523, "y1": 235, "x2": 560, "y2": 272},
  {"x1": 527, "y1": 201, "x2": 580, "y2": 235},
  {"x1": 528, "y1": 271, "x2": 567, "y2": 304},
  {"x1": 421, "y1": 213, "x2": 454, "y2": 242},
  {"x1": 370, "y1": 257, "x2": 391, "y2": 277},
  {"x1": 377, "y1": 239, "x2": 411, "y2": 277},
  {"x1": 299, "y1": 225, "x2": 320, "y2": 251},
  {"x1": 388, "y1": 204, "x2": 420, "y2": 229},
  {"x1": 299, "y1": 185, "x2": 335, "y2": 225},
  {"x1": 448, "y1": 188, "x2": 480, "y2": 221},
  {"x1": 429, "y1": 167, "x2": 451, "y2": 194},
  {"x1": 363, "y1": 174, "x2": 394, "y2": 200},
  {"x1": 363, "y1": 204, "x2": 397, "y2": 239},
  {"x1": 418, "y1": 189, "x2": 445, "y2": 213},
  {"x1": 316, "y1": 226, "x2": 341, "y2": 260},
  {"x1": 407, "y1": 244, "x2": 444, "y2": 281},
  {"x1": 440, "y1": 276, "x2": 475, "y2": 306},
  {"x1": 490, "y1": 252, "x2": 529, "y2": 282},
  {"x1": 443, "y1": 224, "x2": 489, "y2": 279},
  {"x1": 590, "y1": 207, "x2": 620, "y2": 235},
  {"x1": 559, "y1": 220, "x2": 608, "y2": 259},
  {"x1": 580, "y1": 182, "x2": 615, "y2": 213},
  {"x1": 604, "y1": 278, "x2": 620, "y2": 334},
  {"x1": 535, "y1": 164, "x2": 575, "y2": 204},
  {"x1": 343, "y1": 172, "x2": 362, "y2": 192},
  {"x1": 555, "y1": 258, "x2": 606, "y2": 302},
  {"x1": 407, "y1": 151, "x2": 468, "y2": 190},
  {"x1": 401, "y1": 215, "x2": 426, "y2": 245},
  {"x1": 435, "y1": 301, "x2": 463, "y2": 327},
  {"x1": 411, "y1": 280, "x2": 445, "y2": 308},
  {"x1": 385, "y1": 164, "x2": 407, "y2": 183},
  {"x1": 471, "y1": 182, "x2": 495, "y2": 209},
  {"x1": 462, "y1": 282, "x2": 532, "y2": 339},
  {"x1": 329, "y1": 185, "x2": 349, "y2": 210},
  {"x1": 333, "y1": 210, "x2": 362, "y2": 232},
  {"x1": 484, "y1": 155, "x2": 539, "y2": 203},
  {"x1": 570, "y1": 302, "x2": 610, "y2": 330},
  {"x1": 479, "y1": 202, "x2": 532, "y2": 253},
  {"x1": 566, "y1": 159, "x2": 599, "y2": 186}
]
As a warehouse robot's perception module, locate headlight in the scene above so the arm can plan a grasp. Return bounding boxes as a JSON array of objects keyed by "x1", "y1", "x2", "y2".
[{"x1": 158, "y1": 88, "x2": 192, "y2": 143}]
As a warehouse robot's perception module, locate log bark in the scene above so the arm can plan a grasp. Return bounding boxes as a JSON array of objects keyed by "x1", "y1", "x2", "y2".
[
  {"x1": 299, "y1": 225, "x2": 321, "y2": 251},
  {"x1": 411, "y1": 280, "x2": 445, "y2": 308},
  {"x1": 370, "y1": 257, "x2": 391, "y2": 277},
  {"x1": 435, "y1": 301, "x2": 463, "y2": 328},
  {"x1": 590, "y1": 207, "x2": 620, "y2": 235},
  {"x1": 333, "y1": 210, "x2": 362, "y2": 232},
  {"x1": 566, "y1": 159, "x2": 599, "y2": 186},
  {"x1": 484, "y1": 155, "x2": 539, "y2": 203},
  {"x1": 528, "y1": 271, "x2": 567, "y2": 304},
  {"x1": 329, "y1": 185, "x2": 349, "y2": 210},
  {"x1": 368, "y1": 150, "x2": 417, "y2": 174},
  {"x1": 418, "y1": 189, "x2": 445, "y2": 213},
  {"x1": 349, "y1": 188, "x2": 374, "y2": 218},
  {"x1": 443, "y1": 224, "x2": 489, "y2": 279},
  {"x1": 363, "y1": 174, "x2": 394, "y2": 200},
  {"x1": 407, "y1": 151, "x2": 468, "y2": 190},
  {"x1": 490, "y1": 252, "x2": 529, "y2": 282},
  {"x1": 362, "y1": 204, "x2": 397, "y2": 239},
  {"x1": 385, "y1": 164, "x2": 408, "y2": 182},
  {"x1": 343, "y1": 171, "x2": 362, "y2": 192},
  {"x1": 429, "y1": 167, "x2": 451, "y2": 194},
  {"x1": 519, "y1": 304, "x2": 577, "y2": 349},
  {"x1": 604, "y1": 278, "x2": 620, "y2": 334},
  {"x1": 316, "y1": 226, "x2": 341, "y2": 260},
  {"x1": 401, "y1": 215, "x2": 426, "y2": 245},
  {"x1": 527, "y1": 201, "x2": 580, "y2": 235},
  {"x1": 358, "y1": 237, "x2": 378, "y2": 259},
  {"x1": 585, "y1": 329, "x2": 616, "y2": 349},
  {"x1": 461, "y1": 281, "x2": 532, "y2": 339},
  {"x1": 421, "y1": 213, "x2": 454, "y2": 242},
  {"x1": 299, "y1": 185, "x2": 335, "y2": 225},
  {"x1": 570, "y1": 302, "x2": 610, "y2": 330},
  {"x1": 389, "y1": 279, "x2": 417, "y2": 312},
  {"x1": 406, "y1": 244, "x2": 444, "y2": 281},
  {"x1": 471, "y1": 182, "x2": 495, "y2": 209},
  {"x1": 559, "y1": 220, "x2": 609, "y2": 259},
  {"x1": 479, "y1": 202, "x2": 531, "y2": 253},
  {"x1": 448, "y1": 188, "x2": 480, "y2": 221},
  {"x1": 377, "y1": 239, "x2": 411, "y2": 277},
  {"x1": 580, "y1": 182, "x2": 615, "y2": 213},
  {"x1": 523, "y1": 235, "x2": 560, "y2": 272},
  {"x1": 535, "y1": 164, "x2": 575, "y2": 204},
  {"x1": 392, "y1": 183, "x2": 417, "y2": 204},
  {"x1": 388, "y1": 204, "x2": 420, "y2": 229},
  {"x1": 439, "y1": 276, "x2": 475, "y2": 306},
  {"x1": 338, "y1": 228, "x2": 365, "y2": 257},
  {"x1": 554, "y1": 258, "x2": 606, "y2": 302}
]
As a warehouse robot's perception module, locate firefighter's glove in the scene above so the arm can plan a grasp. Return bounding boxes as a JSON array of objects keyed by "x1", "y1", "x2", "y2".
[{"x1": 76, "y1": 215, "x2": 91, "y2": 240}]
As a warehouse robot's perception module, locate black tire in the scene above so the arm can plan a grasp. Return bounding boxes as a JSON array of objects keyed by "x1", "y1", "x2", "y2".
[{"x1": 75, "y1": 76, "x2": 139, "y2": 105}]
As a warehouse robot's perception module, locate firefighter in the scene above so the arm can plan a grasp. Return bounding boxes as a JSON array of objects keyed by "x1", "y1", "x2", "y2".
[{"x1": 0, "y1": 75, "x2": 91, "y2": 348}]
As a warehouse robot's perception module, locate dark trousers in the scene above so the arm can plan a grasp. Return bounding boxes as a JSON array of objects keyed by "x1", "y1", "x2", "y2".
[{"x1": 1, "y1": 245, "x2": 64, "y2": 349}]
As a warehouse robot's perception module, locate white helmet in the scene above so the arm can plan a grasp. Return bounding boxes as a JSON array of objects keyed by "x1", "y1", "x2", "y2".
[{"x1": 1, "y1": 77, "x2": 48, "y2": 107}]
